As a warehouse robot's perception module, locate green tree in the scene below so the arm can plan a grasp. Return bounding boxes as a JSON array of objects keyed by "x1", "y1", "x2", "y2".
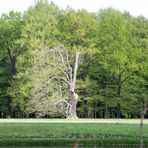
[
  {"x1": 0, "y1": 11, "x2": 22, "y2": 117},
  {"x1": 8, "y1": 0, "x2": 60, "y2": 117},
  {"x1": 97, "y1": 8, "x2": 142, "y2": 118}
]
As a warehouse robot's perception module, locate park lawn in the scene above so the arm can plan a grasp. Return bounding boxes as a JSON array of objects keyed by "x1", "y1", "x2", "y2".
[
  {"x1": 0, "y1": 118, "x2": 148, "y2": 124},
  {"x1": 0, "y1": 119, "x2": 148, "y2": 145}
]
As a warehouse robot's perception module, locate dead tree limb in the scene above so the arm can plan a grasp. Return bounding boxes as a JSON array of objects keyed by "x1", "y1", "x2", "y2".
[{"x1": 47, "y1": 49, "x2": 80, "y2": 119}]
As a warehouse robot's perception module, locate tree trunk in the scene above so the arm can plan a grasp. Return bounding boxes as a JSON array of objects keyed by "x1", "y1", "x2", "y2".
[
  {"x1": 105, "y1": 84, "x2": 109, "y2": 118},
  {"x1": 6, "y1": 48, "x2": 16, "y2": 74},
  {"x1": 66, "y1": 51, "x2": 80, "y2": 119},
  {"x1": 116, "y1": 82, "x2": 121, "y2": 118},
  {"x1": 117, "y1": 102, "x2": 121, "y2": 118},
  {"x1": 50, "y1": 50, "x2": 80, "y2": 119},
  {"x1": 140, "y1": 102, "x2": 144, "y2": 148},
  {"x1": 67, "y1": 91, "x2": 78, "y2": 119},
  {"x1": 105, "y1": 107, "x2": 109, "y2": 118}
]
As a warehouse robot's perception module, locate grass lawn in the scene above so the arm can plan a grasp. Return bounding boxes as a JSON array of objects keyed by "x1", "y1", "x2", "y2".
[
  {"x1": 0, "y1": 119, "x2": 148, "y2": 146},
  {"x1": 0, "y1": 118, "x2": 148, "y2": 124}
]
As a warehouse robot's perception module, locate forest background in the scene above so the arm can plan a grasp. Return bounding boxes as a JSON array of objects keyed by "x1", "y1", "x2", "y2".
[{"x1": 0, "y1": 0, "x2": 147, "y2": 119}]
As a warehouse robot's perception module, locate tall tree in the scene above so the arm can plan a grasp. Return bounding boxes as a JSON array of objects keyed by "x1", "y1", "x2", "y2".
[
  {"x1": 0, "y1": 11, "x2": 22, "y2": 117},
  {"x1": 8, "y1": 0, "x2": 60, "y2": 117},
  {"x1": 97, "y1": 8, "x2": 142, "y2": 118}
]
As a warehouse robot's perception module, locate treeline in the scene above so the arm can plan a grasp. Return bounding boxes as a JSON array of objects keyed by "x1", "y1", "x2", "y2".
[{"x1": 0, "y1": 0, "x2": 147, "y2": 118}]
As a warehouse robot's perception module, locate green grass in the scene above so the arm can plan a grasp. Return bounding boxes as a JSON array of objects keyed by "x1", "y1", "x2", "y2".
[
  {"x1": 0, "y1": 122, "x2": 148, "y2": 138},
  {"x1": 0, "y1": 119, "x2": 148, "y2": 146}
]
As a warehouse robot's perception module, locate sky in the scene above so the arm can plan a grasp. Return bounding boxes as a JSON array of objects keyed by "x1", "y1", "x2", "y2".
[{"x1": 0, "y1": 0, "x2": 148, "y2": 18}]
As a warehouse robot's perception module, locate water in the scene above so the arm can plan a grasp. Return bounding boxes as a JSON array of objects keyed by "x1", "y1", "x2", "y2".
[{"x1": 0, "y1": 145, "x2": 145, "y2": 148}]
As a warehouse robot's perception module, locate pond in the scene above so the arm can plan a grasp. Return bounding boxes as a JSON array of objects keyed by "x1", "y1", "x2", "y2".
[{"x1": 0, "y1": 145, "x2": 146, "y2": 148}]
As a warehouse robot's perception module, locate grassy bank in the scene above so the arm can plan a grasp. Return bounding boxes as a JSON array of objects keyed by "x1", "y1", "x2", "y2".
[
  {"x1": 0, "y1": 138, "x2": 148, "y2": 146},
  {"x1": 1, "y1": 123, "x2": 148, "y2": 138},
  {"x1": 0, "y1": 119, "x2": 148, "y2": 146}
]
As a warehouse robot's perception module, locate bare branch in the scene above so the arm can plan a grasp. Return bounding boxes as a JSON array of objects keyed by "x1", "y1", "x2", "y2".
[
  {"x1": 50, "y1": 63, "x2": 69, "y2": 81},
  {"x1": 58, "y1": 50, "x2": 67, "y2": 72},
  {"x1": 47, "y1": 76, "x2": 70, "y2": 86},
  {"x1": 66, "y1": 50, "x2": 71, "y2": 68},
  {"x1": 53, "y1": 99, "x2": 71, "y2": 117},
  {"x1": 65, "y1": 50, "x2": 73, "y2": 83},
  {"x1": 72, "y1": 51, "x2": 80, "y2": 89},
  {"x1": 54, "y1": 99, "x2": 70, "y2": 107}
]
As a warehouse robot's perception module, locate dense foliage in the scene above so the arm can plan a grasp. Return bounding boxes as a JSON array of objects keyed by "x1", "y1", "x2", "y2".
[{"x1": 0, "y1": 0, "x2": 147, "y2": 118}]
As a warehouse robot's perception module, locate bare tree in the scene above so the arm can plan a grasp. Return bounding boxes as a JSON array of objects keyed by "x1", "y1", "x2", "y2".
[{"x1": 48, "y1": 49, "x2": 80, "y2": 119}]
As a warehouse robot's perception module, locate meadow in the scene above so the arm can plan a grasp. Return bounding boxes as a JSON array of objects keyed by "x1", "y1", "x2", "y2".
[{"x1": 0, "y1": 119, "x2": 148, "y2": 146}]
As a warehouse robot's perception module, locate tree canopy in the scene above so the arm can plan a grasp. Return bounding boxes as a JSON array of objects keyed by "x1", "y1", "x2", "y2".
[{"x1": 0, "y1": 0, "x2": 147, "y2": 118}]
